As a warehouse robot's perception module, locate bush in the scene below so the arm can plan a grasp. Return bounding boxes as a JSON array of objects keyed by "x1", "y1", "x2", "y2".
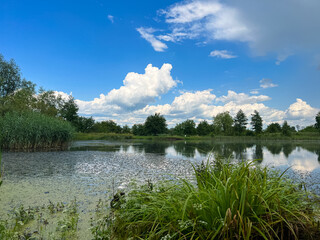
[
  {"x1": 93, "y1": 159, "x2": 320, "y2": 239},
  {"x1": 0, "y1": 111, "x2": 74, "y2": 150}
]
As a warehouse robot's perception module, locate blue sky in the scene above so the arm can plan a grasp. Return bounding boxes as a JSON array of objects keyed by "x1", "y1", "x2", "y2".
[{"x1": 1, "y1": 0, "x2": 319, "y2": 127}]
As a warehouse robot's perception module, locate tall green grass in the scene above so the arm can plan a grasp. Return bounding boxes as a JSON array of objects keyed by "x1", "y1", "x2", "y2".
[
  {"x1": 0, "y1": 111, "x2": 74, "y2": 150},
  {"x1": 94, "y1": 160, "x2": 320, "y2": 239}
]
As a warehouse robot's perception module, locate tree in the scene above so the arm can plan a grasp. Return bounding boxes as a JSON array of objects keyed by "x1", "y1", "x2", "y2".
[
  {"x1": 59, "y1": 96, "x2": 79, "y2": 124},
  {"x1": 281, "y1": 121, "x2": 292, "y2": 136},
  {"x1": 92, "y1": 120, "x2": 122, "y2": 133},
  {"x1": 132, "y1": 124, "x2": 146, "y2": 136},
  {"x1": 144, "y1": 113, "x2": 167, "y2": 136},
  {"x1": 75, "y1": 117, "x2": 95, "y2": 132},
  {"x1": 0, "y1": 54, "x2": 23, "y2": 97},
  {"x1": 173, "y1": 120, "x2": 197, "y2": 136},
  {"x1": 121, "y1": 125, "x2": 131, "y2": 134},
  {"x1": 233, "y1": 109, "x2": 248, "y2": 135},
  {"x1": 251, "y1": 110, "x2": 263, "y2": 134},
  {"x1": 197, "y1": 120, "x2": 212, "y2": 136},
  {"x1": 213, "y1": 112, "x2": 234, "y2": 135},
  {"x1": 315, "y1": 112, "x2": 320, "y2": 132},
  {"x1": 265, "y1": 123, "x2": 282, "y2": 133}
]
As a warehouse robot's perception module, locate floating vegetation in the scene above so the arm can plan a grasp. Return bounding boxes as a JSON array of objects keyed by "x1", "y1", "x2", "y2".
[
  {"x1": 0, "y1": 199, "x2": 79, "y2": 240},
  {"x1": 0, "y1": 111, "x2": 74, "y2": 151},
  {"x1": 91, "y1": 159, "x2": 320, "y2": 240}
]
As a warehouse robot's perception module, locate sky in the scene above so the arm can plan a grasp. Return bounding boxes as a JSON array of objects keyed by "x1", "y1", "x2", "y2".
[{"x1": 1, "y1": 0, "x2": 320, "y2": 128}]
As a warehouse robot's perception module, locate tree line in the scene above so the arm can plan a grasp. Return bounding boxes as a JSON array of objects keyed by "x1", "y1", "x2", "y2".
[{"x1": 1, "y1": 54, "x2": 320, "y2": 137}]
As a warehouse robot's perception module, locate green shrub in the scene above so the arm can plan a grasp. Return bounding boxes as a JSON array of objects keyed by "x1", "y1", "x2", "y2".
[
  {"x1": 94, "y1": 160, "x2": 320, "y2": 239},
  {"x1": 0, "y1": 111, "x2": 74, "y2": 150}
]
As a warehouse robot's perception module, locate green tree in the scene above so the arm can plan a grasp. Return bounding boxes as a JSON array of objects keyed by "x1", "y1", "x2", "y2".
[
  {"x1": 213, "y1": 112, "x2": 234, "y2": 135},
  {"x1": 144, "y1": 113, "x2": 167, "y2": 136},
  {"x1": 315, "y1": 112, "x2": 320, "y2": 132},
  {"x1": 34, "y1": 89, "x2": 64, "y2": 117},
  {"x1": 251, "y1": 110, "x2": 263, "y2": 134},
  {"x1": 197, "y1": 120, "x2": 212, "y2": 136},
  {"x1": 265, "y1": 123, "x2": 282, "y2": 133},
  {"x1": 121, "y1": 125, "x2": 131, "y2": 134},
  {"x1": 281, "y1": 121, "x2": 292, "y2": 136},
  {"x1": 92, "y1": 120, "x2": 122, "y2": 133},
  {"x1": 59, "y1": 96, "x2": 79, "y2": 124},
  {"x1": 173, "y1": 120, "x2": 197, "y2": 136},
  {"x1": 0, "y1": 54, "x2": 27, "y2": 97},
  {"x1": 132, "y1": 124, "x2": 145, "y2": 136},
  {"x1": 75, "y1": 117, "x2": 95, "y2": 133},
  {"x1": 233, "y1": 109, "x2": 248, "y2": 135}
]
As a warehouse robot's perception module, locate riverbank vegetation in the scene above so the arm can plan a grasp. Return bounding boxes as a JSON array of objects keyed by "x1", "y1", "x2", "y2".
[
  {"x1": 91, "y1": 159, "x2": 320, "y2": 240},
  {"x1": 0, "y1": 54, "x2": 77, "y2": 150},
  {"x1": 0, "y1": 111, "x2": 74, "y2": 150}
]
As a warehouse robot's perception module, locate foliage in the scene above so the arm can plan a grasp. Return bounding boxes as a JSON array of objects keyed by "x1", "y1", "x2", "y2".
[
  {"x1": 0, "y1": 54, "x2": 34, "y2": 98},
  {"x1": 0, "y1": 199, "x2": 79, "y2": 240},
  {"x1": 213, "y1": 111, "x2": 234, "y2": 135},
  {"x1": 144, "y1": 113, "x2": 167, "y2": 136},
  {"x1": 315, "y1": 111, "x2": 320, "y2": 132},
  {"x1": 300, "y1": 125, "x2": 318, "y2": 133},
  {"x1": 60, "y1": 96, "x2": 79, "y2": 124},
  {"x1": 197, "y1": 120, "x2": 212, "y2": 136},
  {"x1": 282, "y1": 121, "x2": 294, "y2": 136},
  {"x1": 265, "y1": 122, "x2": 282, "y2": 133},
  {"x1": 0, "y1": 111, "x2": 74, "y2": 150},
  {"x1": 251, "y1": 110, "x2": 263, "y2": 134},
  {"x1": 132, "y1": 124, "x2": 146, "y2": 136},
  {"x1": 121, "y1": 125, "x2": 131, "y2": 134},
  {"x1": 93, "y1": 159, "x2": 320, "y2": 240},
  {"x1": 173, "y1": 119, "x2": 197, "y2": 136},
  {"x1": 74, "y1": 116, "x2": 95, "y2": 133},
  {"x1": 92, "y1": 120, "x2": 122, "y2": 134},
  {"x1": 234, "y1": 109, "x2": 248, "y2": 135}
]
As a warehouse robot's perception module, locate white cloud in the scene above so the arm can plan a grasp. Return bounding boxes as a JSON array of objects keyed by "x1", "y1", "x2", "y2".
[
  {"x1": 141, "y1": 0, "x2": 320, "y2": 59},
  {"x1": 209, "y1": 50, "x2": 237, "y2": 59},
  {"x1": 53, "y1": 91, "x2": 72, "y2": 100},
  {"x1": 76, "y1": 63, "x2": 177, "y2": 114},
  {"x1": 137, "y1": 27, "x2": 168, "y2": 52},
  {"x1": 63, "y1": 87, "x2": 318, "y2": 128},
  {"x1": 250, "y1": 90, "x2": 259, "y2": 94},
  {"x1": 286, "y1": 98, "x2": 318, "y2": 120},
  {"x1": 107, "y1": 15, "x2": 114, "y2": 23},
  {"x1": 259, "y1": 78, "x2": 278, "y2": 89},
  {"x1": 216, "y1": 90, "x2": 271, "y2": 104}
]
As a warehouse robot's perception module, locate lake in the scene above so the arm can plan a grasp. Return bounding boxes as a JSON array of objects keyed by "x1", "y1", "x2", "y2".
[{"x1": 1, "y1": 139, "x2": 320, "y2": 238}]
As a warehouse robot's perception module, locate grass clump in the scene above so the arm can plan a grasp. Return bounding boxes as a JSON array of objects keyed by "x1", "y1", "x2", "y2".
[
  {"x1": 0, "y1": 111, "x2": 74, "y2": 150},
  {"x1": 93, "y1": 160, "x2": 320, "y2": 240}
]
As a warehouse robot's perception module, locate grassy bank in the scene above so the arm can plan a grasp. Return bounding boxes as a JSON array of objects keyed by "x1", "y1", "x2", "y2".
[
  {"x1": 73, "y1": 132, "x2": 320, "y2": 142},
  {"x1": 0, "y1": 111, "x2": 74, "y2": 151},
  {"x1": 92, "y1": 160, "x2": 320, "y2": 240}
]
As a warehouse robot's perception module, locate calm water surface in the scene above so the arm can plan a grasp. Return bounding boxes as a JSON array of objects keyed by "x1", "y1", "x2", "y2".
[{"x1": 1, "y1": 140, "x2": 320, "y2": 238}]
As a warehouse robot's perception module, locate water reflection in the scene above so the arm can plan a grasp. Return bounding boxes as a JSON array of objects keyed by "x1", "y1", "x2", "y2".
[{"x1": 69, "y1": 140, "x2": 320, "y2": 172}]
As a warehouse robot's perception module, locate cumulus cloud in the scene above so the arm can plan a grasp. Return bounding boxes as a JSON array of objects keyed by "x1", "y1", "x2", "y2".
[
  {"x1": 259, "y1": 78, "x2": 278, "y2": 89},
  {"x1": 286, "y1": 98, "x2": 318, "y2": 120},
  {"x1": 137, "y1": 27, "x2": 168, "y2": 52},
  {"x1": 209, "y1": 50, "x2": 237, "y2": 59},
  {"x1": 53, "y1": 91, "x2": 72, "y2": 100},
  {"x1": 216, "y1": 90, "x2": 271, "y2": 104},
  {"x1": 76, "y1": 63, "x2": 177, "y2": 114},
  {"x1": 62, "y1": 86, "x2": 318, "y2": 128}
]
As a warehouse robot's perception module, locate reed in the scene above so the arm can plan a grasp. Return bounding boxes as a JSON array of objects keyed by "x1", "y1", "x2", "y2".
[
  {"x1": 0, "y1": 111, "x2": 74, "y2": 150},
  {"x1": 96, "y1": 159, "x2": 320, "y2": 239}
]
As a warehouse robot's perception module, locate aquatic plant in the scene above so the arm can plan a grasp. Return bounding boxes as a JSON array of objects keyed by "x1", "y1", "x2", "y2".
[
  {"x1": 0, "y1": 199, "x2": 79, "y2": 239},
  {"x1": 0, "y1": 111, "x2": 74, "y2": 150},
  {"x1": 93, "y1": 159, "x2": 320, "y2": 239}
]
